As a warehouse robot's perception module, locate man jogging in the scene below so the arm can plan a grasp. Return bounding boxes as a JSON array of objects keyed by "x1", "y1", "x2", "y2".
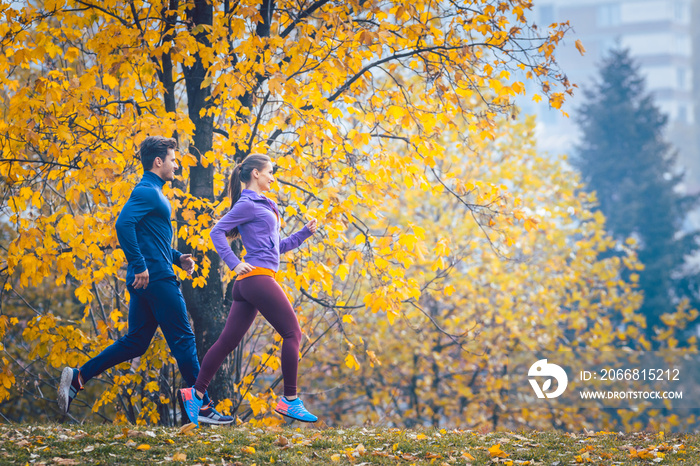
[{"x1": 57, "y1": 136, "x2": 232, "y2": 425}]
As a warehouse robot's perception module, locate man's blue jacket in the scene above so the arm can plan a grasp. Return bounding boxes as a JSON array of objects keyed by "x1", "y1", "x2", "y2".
[{"x1": 116, "y1": 171, "x2": 182, "y2": 286}]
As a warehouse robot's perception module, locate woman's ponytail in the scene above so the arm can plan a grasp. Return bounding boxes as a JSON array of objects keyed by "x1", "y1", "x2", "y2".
[
  {"x1": 229, "y1": 164, "x2": 243, "y2": 207},
  {"x1": 226, "y1": 154, "x2": 271, "y2": 238}
]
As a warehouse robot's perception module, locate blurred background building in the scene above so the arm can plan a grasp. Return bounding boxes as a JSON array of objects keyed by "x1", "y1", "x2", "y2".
[{"x1": 525, "y1": 0, "x2": 699, "y2": 203}]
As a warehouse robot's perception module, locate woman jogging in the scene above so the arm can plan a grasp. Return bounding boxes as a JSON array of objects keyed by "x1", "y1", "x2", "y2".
[{"x1": 179, "y1": 154, "x2": 318, "y2": 426}]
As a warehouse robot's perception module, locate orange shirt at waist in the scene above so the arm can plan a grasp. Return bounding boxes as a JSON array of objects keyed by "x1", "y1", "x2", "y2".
[{"x1": 235, "y1": 266, "x2": 276, "y2": 281}]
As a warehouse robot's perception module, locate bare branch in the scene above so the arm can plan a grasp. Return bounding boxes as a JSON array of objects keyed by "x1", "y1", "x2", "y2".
[{"x1": 279, "y1": 0, "x2": 331, "y2": 38}]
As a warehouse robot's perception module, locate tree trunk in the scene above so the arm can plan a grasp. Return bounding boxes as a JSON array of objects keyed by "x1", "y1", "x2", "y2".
[{"x1": 177, "y1": 0, "x2": 234, "y2": 403}]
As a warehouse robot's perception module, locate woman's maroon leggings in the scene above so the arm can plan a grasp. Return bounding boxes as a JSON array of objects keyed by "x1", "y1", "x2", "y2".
[{"x1": 193, "y1": 275, "x2": 302, "y2": 397}]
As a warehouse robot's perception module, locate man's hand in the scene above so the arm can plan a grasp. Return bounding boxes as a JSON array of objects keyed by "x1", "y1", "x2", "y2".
[
  {"x1": 234, "y1": 262, "x2": 256, "y2": 275},
  {"x1": 133, "y1": 269, "x2": 149, "y2": 289},
  {"x1": 305, "y1": 218, "x2": 318, "y2": 234},
  {"x1": 180, "y1": 254, "x2": 196, "y2": 275}
]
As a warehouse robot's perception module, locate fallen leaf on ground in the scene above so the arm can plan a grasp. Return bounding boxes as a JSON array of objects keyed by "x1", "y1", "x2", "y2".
[
  {"x1": 629, "y1": 448, "x2": 657, "y2": 460},
  {"x1": 489, "y1": 444, "x2": 509, "y2": 458},
  {"x1": 52, "y1": 459, "x2": 79, "y2": 465},
  {"x1": 178, "y1": 423, "x2": 196, "y2": 435}
]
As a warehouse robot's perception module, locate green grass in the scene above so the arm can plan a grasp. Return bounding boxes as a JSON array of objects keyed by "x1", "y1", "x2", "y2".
[{"x1": 0, "y1": 423, "x2": 698, "y2": 465}]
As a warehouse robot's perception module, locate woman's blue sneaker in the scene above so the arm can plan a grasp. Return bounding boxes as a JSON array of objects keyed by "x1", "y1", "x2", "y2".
[
  {"x1": 178, "y1": 387, "x2": 203, "y2": 427},
  {"x1": 275, "y1": 396, "x2": 318, "y2": 423}
]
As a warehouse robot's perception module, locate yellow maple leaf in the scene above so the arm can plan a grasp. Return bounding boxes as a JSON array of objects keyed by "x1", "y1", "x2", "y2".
[
  {"x1": 345, "y1": 353, "x2": 360, "y2": 371},
  {"x1": 488, "y1": 444, "x2": 509, "y2": 458},
  {"x1": 524, "y1": 217, "x2": 539, "y2": 232}
]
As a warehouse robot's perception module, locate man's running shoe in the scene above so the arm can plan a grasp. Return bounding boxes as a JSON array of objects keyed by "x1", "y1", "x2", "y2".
[
  {"x1": 178, "y1": 387, "x2": 203, "y2": 427},
  {"x1": 198, "y1": 400, "x2": 234, "y2": 425},
  {"x1": 57, "y1": 367, "x2": 82, "y2": 415},
  {"x1": 275, "y1": 396, "x2": 318, "y2": 423}
]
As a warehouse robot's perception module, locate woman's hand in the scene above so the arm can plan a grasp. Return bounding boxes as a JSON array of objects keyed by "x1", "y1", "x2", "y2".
[
  {"x1": 234, "y1": 263, "x2": 256, "y2": 275},
  {"x1": 305, "y1": 218, "x2": 318, "y2": 234}
]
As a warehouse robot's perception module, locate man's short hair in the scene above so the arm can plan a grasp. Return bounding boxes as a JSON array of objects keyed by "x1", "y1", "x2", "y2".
[{"x1": 139, "y1": 136, "x2": 177, "y2": 170}]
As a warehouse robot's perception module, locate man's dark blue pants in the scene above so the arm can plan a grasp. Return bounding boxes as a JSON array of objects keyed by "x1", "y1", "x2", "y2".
[{"x1": 79, "y1": 277, "x2": 211, "y2": 405}]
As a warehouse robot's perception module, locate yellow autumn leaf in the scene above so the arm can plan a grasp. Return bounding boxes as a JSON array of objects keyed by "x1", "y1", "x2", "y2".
[
  {"x1": 241, "y1": 446, "x2": 256, "y2": 454},
  {"x1": 178, "y1": 423, "x2": 196, "y2": 435},
  {"x1": 172, "y1": 453, "x2": 186, "y2": 462},
  {"x1": 575, "y1": 39, "x2": 586, "y2": 56},
  {"x1": 136, "y1": 444, "x2": 150, "y2": 451},
  {"x1": 102, "y1": 74, "x2": 119, "y2": 88},
  {"x1": 488, "y1": 444, "x2": 509, "y2": 458},
  {"x1": 524, "y1": 218, "x2": 538, "y2": 232},
  {"x1": 337, "y1": 263, "x2": 349, "y2": 281},
  {"x1": 144, "y1": 381, "x2": 159, "y2": 392},
  {"x1": 345, "y1": 353, "x2": 360, "y2": 371}
]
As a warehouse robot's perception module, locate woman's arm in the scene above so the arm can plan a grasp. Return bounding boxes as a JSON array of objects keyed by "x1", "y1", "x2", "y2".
[
  {"x1": 210, "y1": 200, "x2": 255, "y2": 270},
  {"x1": 279, "y1": 219, "x2": 317, "y2": 254}
]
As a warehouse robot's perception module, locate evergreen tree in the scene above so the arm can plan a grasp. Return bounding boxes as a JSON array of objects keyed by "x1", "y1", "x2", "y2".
[{"x1": 574, "y1": 48, "x2": 700, "y2": 342}]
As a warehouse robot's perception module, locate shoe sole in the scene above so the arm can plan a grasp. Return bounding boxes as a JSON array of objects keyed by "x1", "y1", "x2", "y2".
[
  {"x1": 274, "y1": 408, "x2": 317, "y2": 423},
  {"x1": 198, "y1": 415, "x2": 234, "y2": 425},
  {"x1": 57, "y1": 367, "x2": 73, "y2": 415}
]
